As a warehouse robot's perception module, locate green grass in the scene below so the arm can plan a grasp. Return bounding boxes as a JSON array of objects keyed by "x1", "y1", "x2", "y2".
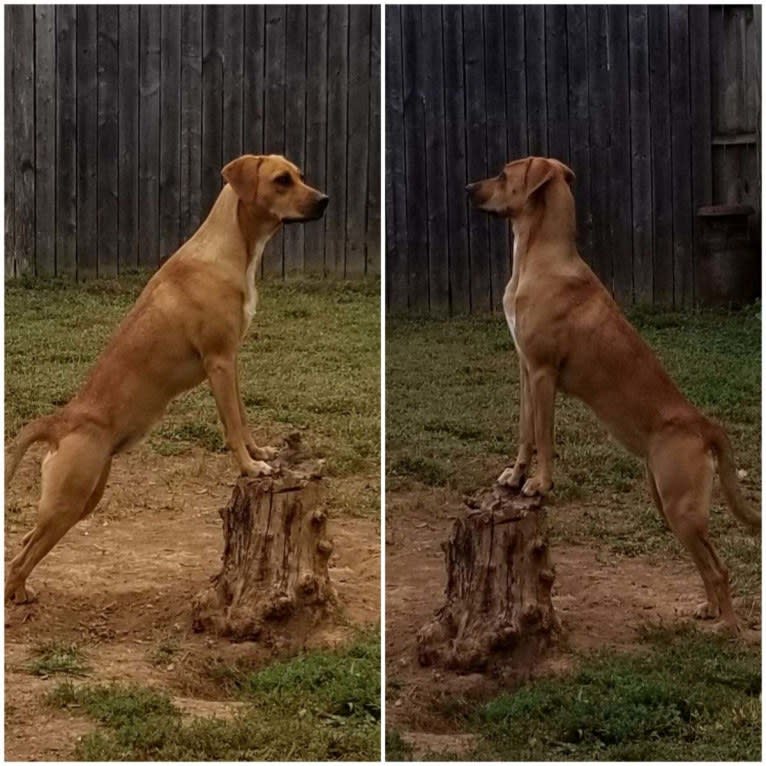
[
  {"x1": 387, "y1": 306, "x2": 761, "y2": 591},
  {"x1": 409, "y1": 626, "x2": 759, "y2": 761},
  {"x1": 48, "y1": 630, "x2": 380, "y2": 761},
  {"x1": 26, "y1": 641, "x2": 90, "y2": 678},
  {"x1": 5, "y1": 275, "x2": 380, "y2": 515}
]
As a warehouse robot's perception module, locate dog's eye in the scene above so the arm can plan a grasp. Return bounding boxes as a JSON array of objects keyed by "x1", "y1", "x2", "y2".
[{"x1": 274, "y1": 173, "x2": 292, "y2": 187}]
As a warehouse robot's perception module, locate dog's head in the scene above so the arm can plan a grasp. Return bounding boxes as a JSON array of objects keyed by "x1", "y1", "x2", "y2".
[
  {"x1": 466, "y1": 157, "x2": 575, "y2": 219},
  {"x1": 222, "y1": 154, "x2": 329, "y2": 224}
]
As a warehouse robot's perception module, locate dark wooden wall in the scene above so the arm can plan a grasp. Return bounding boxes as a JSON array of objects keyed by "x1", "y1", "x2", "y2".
[
  {"x1": 386, "y1": 4, "x2": 761, "y2": 314},
  {"x1": 5, "y1": 4, "x2": 381, "y2": 280}
]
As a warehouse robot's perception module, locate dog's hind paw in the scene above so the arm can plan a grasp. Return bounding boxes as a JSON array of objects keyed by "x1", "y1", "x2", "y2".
[{"x1": 693, "y1": 601, "x2": 720, "y2": 621}]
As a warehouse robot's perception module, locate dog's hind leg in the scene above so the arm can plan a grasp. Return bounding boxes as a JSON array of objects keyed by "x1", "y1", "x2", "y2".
[
  {"x1": 5, "y1": 432, "x2": 111, "y2": 603},
  {"x1": 650, "y1": 434, "x2": 738, "y2": 631}
]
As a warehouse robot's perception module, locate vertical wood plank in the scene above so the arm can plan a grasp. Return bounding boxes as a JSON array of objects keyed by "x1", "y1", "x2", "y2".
[
  {"x1": 689, "y1": 6, "x2": 712, "y2": 304},
  {"x1": 545, "y1": 6, "x2": 570, "y2": 164},
  {"x1": 504, "y1": 6, "x2": 527, "y2": 161},
  {"x1": 12, "y1": 6, "x2": 36, "y2": 278},
  {"x1": 463, "y1": 5, "x2": 490, "y2": 313},
  {"x1": 608, "y1": 5, "x2": 633, "y2": 302},
  {"x1": 525, "y1": 6, "x2": 547, "y2": 157},
  {"x1": 179, "y1": 5, "x2": 202, "y2": 242},
  {"x1": 325, "y1": 5, "x2": 349, "y2": 279},
  {"x1": 118, "y1": 5, "x2": 139, "y2": 273},
  {"x1": 648, "y1": 6, "x2": 674, "y2": 306},
  {"x1": 243, "y1": 6, "x2": 265, "y2": 155},
  {"x1": 421, "y1": 6, "x2": 448, "y2": 313},
  {"x1": 97, "y1": 6, "x2": 119, "y2": 277},
  {"x1": 138, "y1": 5, "x2": 161, "y2": 268},
  {"x1": 668, "y1": 5, "x2": 693, "y2": 308},
  {"x1": 76, "y1": 5, "x2": 98, "y2": 279},
  {"x1": 345, "y1": 4, "x2": 371, "y2": 279},
  {"x1": 484, "y1": 5, "x2": 508, "y2": 313},
  {"x1": 586, "y1": 5, "x2": 611, "y2": 289},
  {"x1": 566, "y1": 5, "x2": 591, "y2": 260},
  {"x1": 263, "y1": 4, "x2": 286, "y2": 277},
  {"x1": 628, "y1": 6, "x2": 653, "y2": 304},
  {"x1": 284, "y1": 4, "x2": 307, "y2": 276},
  {"x1": 304, "y1": 5, "x2": 328, "y2": 275},
  {"x1": 443, "y1": 5, "x2": 470, "y2": 314},
  {"x1": 56, "y1": 5, "x2": 78, "y2": 278},
  {"x1": 386, "y1": 6, "x2": 408, "y2": 310},
  {"x1": 366, "y1": 4, "x2": 381, "y2": 277},
  {"x1": 5, "y1": 8, "x2": 15, "y2": 276},
  {"x1": 35, "y1": 5, "x2": 57, "y2": 277},
  {"x1": 222, "y1": 5, "x2": 244, "y2": 164},
  {"x1": 401, "y1": 5, "x2": 429, "y2": 310},
  {"x1": 160, "y1": 5, "x2": 181, "y2": 259},
  {"x1": 201, "y1": 5, "x2": 224, "y2": 219}
]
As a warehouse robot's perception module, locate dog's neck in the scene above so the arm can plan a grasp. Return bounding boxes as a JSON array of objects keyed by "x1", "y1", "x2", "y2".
[
  {"x1": 193, "y1": 185, "x2": 281, "y2": 276},
  {"x1": 509, "y1": 181, "x2": 577, "y2": 282}
]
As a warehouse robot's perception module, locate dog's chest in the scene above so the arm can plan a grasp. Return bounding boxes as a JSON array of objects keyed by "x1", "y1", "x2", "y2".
[{"x1": 502, "y1": 283, "x2": 520, "y2": 347}]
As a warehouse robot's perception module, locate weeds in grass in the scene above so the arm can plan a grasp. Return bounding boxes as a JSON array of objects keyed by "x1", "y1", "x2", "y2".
[
  {"x1": 47, "y1": 631, "x2": 380, "y2": 760},
  {"x1": 26, "y1": 641, "x2": 89, "y2": 678},
  {"x1": 413, "y1": 625, "x2": 759, "y2": 762}
]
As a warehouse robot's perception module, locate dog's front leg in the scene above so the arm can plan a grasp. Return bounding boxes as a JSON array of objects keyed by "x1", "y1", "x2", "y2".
[
  {"x1": 521, "y1": 366, "x2": 556, "y2": 496},
  {"x1": 233, "y1": 358, "x2": 277, "y2": 461},
  {"x1": 205, "y1": 355, "x2": 273, "y2": 477},
  {"x1": 498, "y1": 360, "x2": 535, "y2": 489}
]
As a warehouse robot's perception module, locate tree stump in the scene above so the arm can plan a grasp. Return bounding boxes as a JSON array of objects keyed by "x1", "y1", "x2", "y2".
[
  {"x1": 192, "y1": 437, "x2": 335, "y2": 641},
  {"x1": 416, "y1": 486, "x2": 558, "y2": 674}
]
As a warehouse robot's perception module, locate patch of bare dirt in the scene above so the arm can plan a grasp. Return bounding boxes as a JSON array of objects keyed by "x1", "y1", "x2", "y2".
[
  {"x1": 5, "y1": 445, "x2": 379, "y2": 761},
  {"x1": 385, "y1": 486, "x2": 761, "y2": 739}
]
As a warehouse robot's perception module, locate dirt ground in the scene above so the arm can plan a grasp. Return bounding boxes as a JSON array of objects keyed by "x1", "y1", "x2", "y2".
[
  {"x1": 385, "y1": 487, "x2": 761, "y2": 759},
  {"x1": 5, "y1": 445, "x2": 380, "y2": 761}
]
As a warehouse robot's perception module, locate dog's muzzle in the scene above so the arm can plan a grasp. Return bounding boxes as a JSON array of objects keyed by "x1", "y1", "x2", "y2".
[{"x1": 283, "y1": 195, "x2": 329, "y2": 224}]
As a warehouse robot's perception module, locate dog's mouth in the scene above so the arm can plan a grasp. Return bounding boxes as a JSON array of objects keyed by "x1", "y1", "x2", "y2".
[{"x1": 282, "y1": 195, "x2": 329, "y2": 224}]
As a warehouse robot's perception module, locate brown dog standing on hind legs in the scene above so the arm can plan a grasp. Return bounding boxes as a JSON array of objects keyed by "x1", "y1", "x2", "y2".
[
  {"x1": 466, "y1": 156, "x2": 759, "y2": 632},
  {"x1": 5, "y1": 154, "x2": 328, "y2": 605}
]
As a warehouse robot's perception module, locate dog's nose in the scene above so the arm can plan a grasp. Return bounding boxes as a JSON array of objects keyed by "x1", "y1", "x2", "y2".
[
  {"x1": 317, "y1": 194, "x2": 329, "y2": 212},
  {"x1": 465, "y1": 182, "x2": 477, "y2": 194}
]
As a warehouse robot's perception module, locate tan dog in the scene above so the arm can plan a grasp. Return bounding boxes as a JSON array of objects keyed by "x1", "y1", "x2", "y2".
[
  {"x1": 5, "y1": 154, "x2": 328, "y2": 603},
  {"x1": 466, "y1": 156, "x2": 759, "y2": 631}
]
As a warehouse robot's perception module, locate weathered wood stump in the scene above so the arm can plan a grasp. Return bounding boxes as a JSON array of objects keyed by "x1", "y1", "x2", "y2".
[
  {"x1": 192, "y1": 437, "x2": 335, "y2": 641},
  {"x1": 417, "y1": 486, "x2": 558, "y2": 673}
]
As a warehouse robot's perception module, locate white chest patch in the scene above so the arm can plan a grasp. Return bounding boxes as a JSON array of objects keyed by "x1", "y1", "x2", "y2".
[
  {"x1": 505, "y1": 307, "x2": 517, "y2": 344},
  {"x1": 242, "y1": 242, "x2": 265, "y2": 334}
]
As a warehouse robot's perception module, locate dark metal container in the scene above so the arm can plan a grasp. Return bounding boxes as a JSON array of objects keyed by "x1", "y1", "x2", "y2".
[{"x1": 696, "y1": 204, "x2": 760, "y2": 307}]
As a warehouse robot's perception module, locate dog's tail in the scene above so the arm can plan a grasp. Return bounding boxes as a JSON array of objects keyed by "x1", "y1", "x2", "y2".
[
  {"x1": 5, "y1": 414, "x2": 61, "y2": 489},
  {"x1": 706, "y1": 421, "x2": 760, "y2": 532}
]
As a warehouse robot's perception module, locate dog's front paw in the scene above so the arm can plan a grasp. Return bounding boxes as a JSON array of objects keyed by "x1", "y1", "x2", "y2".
[
  {"x1": 241, "y1": 459, "x2": 274, "y2": 478},
  {"x1": 247, "y1": 444, "x2": 278, "y2": 461},
  {"x1": 497, "y1": 465, "x2": 525, "y2": 490},
  {"x1": 521, "y1": 476, "x2": 552, "y2": 497}
]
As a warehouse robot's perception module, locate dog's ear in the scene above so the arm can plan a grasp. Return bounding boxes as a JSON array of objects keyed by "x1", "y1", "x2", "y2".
[
  {"x1": 221, "y1": 155, "x2": 264, "y2": 203},
  {"x1": 550, "y1": 159, "x2": 576, "y2": 187},
  {"x1": 524, "y1": 157, "x2": 575, "y2": 198}
]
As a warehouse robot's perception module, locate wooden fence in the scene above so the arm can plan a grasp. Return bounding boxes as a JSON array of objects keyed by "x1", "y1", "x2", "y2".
[
  {"x1": 5, "y1": 4, "x2": 380, "y2": 280},
  {"x1": 386, "y1": 4, "x2": 761, "y2": 313}
]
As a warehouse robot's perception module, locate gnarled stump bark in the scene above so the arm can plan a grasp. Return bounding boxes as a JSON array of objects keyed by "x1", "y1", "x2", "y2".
[
  {"x1": 192, "y1": 445, "x2": 335, "y2": 641},
  {"x1": 417, "y1": 486, "x2": 558, "y2": 674}
]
